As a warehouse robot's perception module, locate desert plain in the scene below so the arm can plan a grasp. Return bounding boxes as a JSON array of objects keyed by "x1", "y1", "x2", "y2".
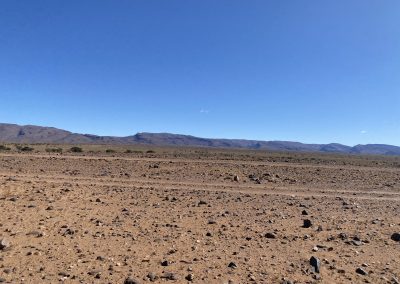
[{"x1": 0, "y1": 145, "x2": 399, "y2": 283}]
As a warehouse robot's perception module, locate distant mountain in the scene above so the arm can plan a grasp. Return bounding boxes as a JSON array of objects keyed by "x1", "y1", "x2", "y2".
[
  {"x1": 350, "y1": 144, "x2": 400, "y2": 156},
  {"x1": 1, "y1": 123, "x2": 400, "y2": 156},
  {"x1": 0, "y1": 123, "x2": 123, "y2": 144}
]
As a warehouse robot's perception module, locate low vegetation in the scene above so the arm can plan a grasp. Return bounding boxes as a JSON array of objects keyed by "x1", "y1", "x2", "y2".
[
  {"x1": 0, "y1": 145, "x2": 11, "y2": 151},
  {"x1": 70, "y1": 146, "x2": 83, "y2": 153},
  {"x1": 15, "y1": 145, "x2": 34, "y2": 152},
  {"x1": 125, "y1": 149, "x2": 143, "y2": 154}
]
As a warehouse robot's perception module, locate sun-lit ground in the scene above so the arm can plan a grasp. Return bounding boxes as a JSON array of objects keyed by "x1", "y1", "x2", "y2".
[{"x1": 0, "y1": 146, "x2": 399, "y2": 283}]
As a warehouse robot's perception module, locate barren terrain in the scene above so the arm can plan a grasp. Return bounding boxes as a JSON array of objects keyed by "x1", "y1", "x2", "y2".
[{"x1": 0, "y1": 146, "x2": 399, "y2": 283}]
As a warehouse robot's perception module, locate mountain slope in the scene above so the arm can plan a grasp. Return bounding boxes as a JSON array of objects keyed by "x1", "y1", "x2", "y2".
[
  {"x1": 1, "y1": 123, "x2": 399, "y2": 155},
  {"x1": 351, "y1": 144, "x2": 400, "y2": 156}
]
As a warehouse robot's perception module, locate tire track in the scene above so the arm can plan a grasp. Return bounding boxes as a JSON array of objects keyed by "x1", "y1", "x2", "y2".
[{"x1": 2, "y1": 172, "x2": 400, "y2": 202}]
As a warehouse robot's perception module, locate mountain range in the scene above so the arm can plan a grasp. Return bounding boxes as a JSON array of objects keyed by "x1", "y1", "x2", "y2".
[{"x1": 1, "y1": 123, "x2": 400, "y2": 156}]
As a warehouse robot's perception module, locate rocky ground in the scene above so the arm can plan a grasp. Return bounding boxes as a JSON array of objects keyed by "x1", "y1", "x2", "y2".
[{"x1": 0, "y1": 147, "x2": 399, "y2": 283}]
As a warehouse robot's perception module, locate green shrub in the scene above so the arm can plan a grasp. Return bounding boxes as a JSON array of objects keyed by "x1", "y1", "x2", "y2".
[
  {"x1": 146, "y1": 150, "x2": 155, "y2": 154},
  {"x1": 70, "y1": 146, "x2": 83, "y2": 153},
  {"x1": 0, "y1": 145, "x2": 11, "y2": 151},
  {"x1": 16, "y1": 145, "x2": 34, "y2": 152},
  {"x1": 105, "y1": 149, "x2": 115, "y2": 153}
]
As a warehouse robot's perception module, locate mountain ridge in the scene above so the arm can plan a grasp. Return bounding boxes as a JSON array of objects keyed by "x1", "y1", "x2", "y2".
[{"x1": 1, "y1": 123, "x2": 400, "y2": 156}]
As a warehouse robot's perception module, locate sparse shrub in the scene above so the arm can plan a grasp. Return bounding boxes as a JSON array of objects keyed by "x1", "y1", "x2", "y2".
[
  {"x1": 125, "y1": 149, "x2": 142, "y2": 154},
  {"x1": 105, "y1": 149, "x2": 116, "y2": 153},
  {"x1": 146, "y1": 150, "x2": 155, "y2": 154},
  {"x1": 0, "y1": 145, "x2": 11, "y2": 151},
  {"x1": 15, "y1": 145, "x2": 34, "y2": 152},
  {"x1": 70, "y1": 146, "x2": 83, "y2": 153},
  {"x1": 45, "y1": 147, "x2": 63, "y2": 153}
]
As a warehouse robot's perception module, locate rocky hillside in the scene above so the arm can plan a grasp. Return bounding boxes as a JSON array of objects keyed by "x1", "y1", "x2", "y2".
[{"x1": 1, "y1": 123, "x2": 399, "y2": 155}]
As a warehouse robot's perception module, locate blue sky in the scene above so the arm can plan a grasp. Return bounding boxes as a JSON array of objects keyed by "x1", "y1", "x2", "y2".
[{"x1": 1, "y1": 1, "x2": 399, "y2": 146}]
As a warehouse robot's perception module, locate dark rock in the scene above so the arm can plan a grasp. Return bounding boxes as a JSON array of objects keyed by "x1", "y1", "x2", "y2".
[
  {"x1": 228, "y1": 262, "x2": 237, "y2": 269},
  {"x1": 356, "y1": 267, "x2": 368, "y2": 276},
  {"x1": 161, "y1": 260, "x2": 170, "y2": 266},
  {"x1": 265, "y1": 232, "x2": 277, "y2": 239},
  {"x1": 310, "y1": 256, "x2": 321, "y2": 273},
  {"x1": 391, "y1": 233, "x2": 400, "y2": 242},
  {"x1": 302, "y1": 210, "x2": 308, "y2": 215},
  {"x1": 303, "y1": 219, "x2": 312, "y2": 228},
  {"x1": 185, "y1": 273, "x2": 194, "y2": 281},
  {"x1": 124, "y1": 276, "x2": 141, "y2": 284},
  {"x1": 233, "y1": 175, "x2": 240, "y2": 182}
]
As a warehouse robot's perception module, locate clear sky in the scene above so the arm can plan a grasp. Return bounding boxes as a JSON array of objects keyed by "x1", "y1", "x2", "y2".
[{"x1": 1, "y1": 1, "x2": 399, "y2": 146}]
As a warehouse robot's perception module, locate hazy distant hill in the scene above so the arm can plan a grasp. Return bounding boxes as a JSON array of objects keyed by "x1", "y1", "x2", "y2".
[
  {"x1": 350, "y1": 144, "x2": 400, "y2": 156},
  {"x1": 1, "y1": 123, "x2": 400, "y2": 156}
]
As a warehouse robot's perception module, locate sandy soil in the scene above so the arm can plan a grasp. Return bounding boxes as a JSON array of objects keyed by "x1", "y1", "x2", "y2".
[{"x1": 0, "y1": 148, "x2": 399, "y2": 283}]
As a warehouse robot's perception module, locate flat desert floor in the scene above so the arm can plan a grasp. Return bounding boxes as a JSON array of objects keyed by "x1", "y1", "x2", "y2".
[{"x1": 0, "y1": 146, "x2": 399, "y2": 283}]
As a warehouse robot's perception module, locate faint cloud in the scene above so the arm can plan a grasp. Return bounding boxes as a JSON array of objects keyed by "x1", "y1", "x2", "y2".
[
  {"x1": 200, "y1": 109, "x2": 210, "y2": 114},
  {"x1": 360, "y1": 130, "x2": 367, "y2": 134}
]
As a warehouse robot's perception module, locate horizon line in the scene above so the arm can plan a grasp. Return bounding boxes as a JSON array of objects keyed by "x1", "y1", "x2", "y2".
[{"x1": 1, "y1": 122, "x2": 399, "y2": 148}]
